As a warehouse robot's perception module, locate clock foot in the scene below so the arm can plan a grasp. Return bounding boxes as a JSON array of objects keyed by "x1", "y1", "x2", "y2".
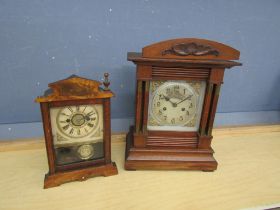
[{"x1": 43, "y1": 162, "x2": 118, "y2": 189}]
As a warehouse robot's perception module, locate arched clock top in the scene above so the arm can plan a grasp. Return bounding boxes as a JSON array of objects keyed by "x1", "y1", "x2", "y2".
[
  {"x1": 36, "y1": 74, "x2": 114, "y2": 103},
  {"x1": 142, "y1": 38, "x2": 240, "y2": 61}
]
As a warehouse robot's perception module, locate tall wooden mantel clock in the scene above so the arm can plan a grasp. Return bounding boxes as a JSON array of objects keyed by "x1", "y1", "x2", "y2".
[
  {"x1": 36, "y1": 74, "x2": 118, "y2": 188},
  {"x1": 125, "y1": 38, "x2": 241, "y2": 171}
]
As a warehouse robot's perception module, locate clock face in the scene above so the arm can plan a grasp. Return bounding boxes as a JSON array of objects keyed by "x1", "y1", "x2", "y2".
[
  {"x1": 50, "y1": 104, "x2": 104, "y2": 165},
  {"x1": 148, "y1": 81, "x2": 206, "y2": 131},
  {"x1": 56, "y1": 105, "x2": 99, "y2": 138}
]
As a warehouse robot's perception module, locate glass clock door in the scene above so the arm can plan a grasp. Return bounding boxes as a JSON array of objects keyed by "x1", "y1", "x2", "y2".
[
  {"x1": 50, "y1": 104, "x2": 104, "y2": 165},
  {"x1": 147, "y1": 80, "x2": 206, "y2": 131}
]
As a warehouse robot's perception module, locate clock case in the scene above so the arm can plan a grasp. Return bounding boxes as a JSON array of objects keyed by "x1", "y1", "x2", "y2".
[
  {"x1": 125, "y1": 38, "x2": 241, "y2": 171},
  {"x1": 36, "y1": 75, "x2": 118, "y2": 188}
]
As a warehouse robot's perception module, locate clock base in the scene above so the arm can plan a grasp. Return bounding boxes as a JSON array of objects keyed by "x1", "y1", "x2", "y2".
[
  {"x1": 44, "y1": 162, "x2": 118, "y2": 189},
  {"x1": 125, "y1": 127, "x2": 217, "y2": 171}
]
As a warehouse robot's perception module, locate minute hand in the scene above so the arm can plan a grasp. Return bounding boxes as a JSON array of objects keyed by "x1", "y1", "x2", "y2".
[{"x1": 175, "y1": 95, "x2": 193, "y2": 105}]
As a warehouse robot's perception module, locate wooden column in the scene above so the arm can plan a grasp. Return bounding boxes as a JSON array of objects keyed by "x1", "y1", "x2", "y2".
[
  {"x1": 207, "y1": 84, "x2": 221, "y2": 136},
  {"x1": 207, "y1": 68, "x2": 224, "y2": 136},
  {"x1": 198, "y1": 68, "x2": 224, "y2": 149},
  {"x1": 142, "y1": 81, "x2": 150, "y2": 134},
  {"x1": 103, "y1": 99, "x2": 111, "y2": 164},
  {"x1": 199, "y1": 82, "x2": 214, "y2": 136},
  {"x1": 40, "y1": 102, "x2": 56, "y2": 174},
  {"x1": 135, "y1": 80, "x2": 143, "y2": 133}
]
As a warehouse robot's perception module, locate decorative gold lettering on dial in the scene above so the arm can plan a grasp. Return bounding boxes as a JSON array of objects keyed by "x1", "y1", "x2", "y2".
[{"x1": 56, "y1": 105, "x2": 99, "y2": 138}]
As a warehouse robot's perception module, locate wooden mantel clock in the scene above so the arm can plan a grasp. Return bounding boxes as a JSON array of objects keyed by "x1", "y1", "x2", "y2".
[
  {"x1": 125, "y1": 38, "x2": 241, "y2": 171},
  {"x1": 36, "y1": 74, "x2": 118, "y2": 188}
]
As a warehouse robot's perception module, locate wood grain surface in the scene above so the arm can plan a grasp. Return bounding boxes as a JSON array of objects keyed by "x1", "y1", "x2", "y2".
[{"x1": 0, "y1": 125, "x2": 280, "y2": 210}]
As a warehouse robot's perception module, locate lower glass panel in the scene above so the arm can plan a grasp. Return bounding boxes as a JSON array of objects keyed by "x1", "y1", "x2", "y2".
[
  {"x1": 55, "y1": 141, "x2": 104, "y2": 166},
  {"x1": 50, "y1": 104, "x2": 104, "y2": 166}
]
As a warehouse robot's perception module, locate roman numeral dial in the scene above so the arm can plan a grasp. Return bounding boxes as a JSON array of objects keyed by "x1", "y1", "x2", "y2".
[{"x1": 56, "y1": 105, "x2": 99, "y2": 138}]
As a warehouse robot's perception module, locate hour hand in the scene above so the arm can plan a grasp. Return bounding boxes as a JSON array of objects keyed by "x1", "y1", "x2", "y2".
[
  {"x1": 161, "y1": 94, "x2": 170, "y2": 101},
  {"x1": 161, "y1": 94, "x2": 177, "y2": 106}
]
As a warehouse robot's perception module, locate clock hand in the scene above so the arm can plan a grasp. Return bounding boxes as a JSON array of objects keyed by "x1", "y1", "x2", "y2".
[
  {"x1": 176, "y1": 95, "x2": 193, "y2": 105},
  {"x1": 162, "y1": 94, "x2": 170, "y2": 101},
  {"x1": 162, "y1": 94, "x2": 177, "y2": 107}
]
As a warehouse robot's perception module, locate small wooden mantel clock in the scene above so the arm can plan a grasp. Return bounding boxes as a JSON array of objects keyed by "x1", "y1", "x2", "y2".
[
  {"x1": 125, "y1": 38, "x2": 241, "y2": 171},
  {"x1": 36, "y1": 74, "x2": 118, "y2": 188}
]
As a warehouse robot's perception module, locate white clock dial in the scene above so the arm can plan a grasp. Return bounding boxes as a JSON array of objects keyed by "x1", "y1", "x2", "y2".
[
  {"x1": 148, "y1": 81, "x2": 206, "y2": 131},
  {"x1": 151, "y1": 82, "x2": 197, "y2": 125},
  {"x1": 56, "y1": 105, "x2": 99, "y2": 138},
  {"x1": 50, "y1": 104, "x2": 104, "y2": 147}
]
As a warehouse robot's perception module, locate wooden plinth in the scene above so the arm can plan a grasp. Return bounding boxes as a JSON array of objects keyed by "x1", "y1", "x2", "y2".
[
  {"x1": 44, "y1": 162, "x2": 118, "y2": 188},
  {"x1": 125, "y1": 127, "x2": 217, "y2": 171}
]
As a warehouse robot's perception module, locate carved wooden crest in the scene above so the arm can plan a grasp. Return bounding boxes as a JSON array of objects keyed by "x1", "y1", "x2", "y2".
[
  {"x1": 36, "y1": 75, "x2": 114, "y2": 102},
  {"x1": 141, "y1": 38, "x2": 240, "y2": 60},
  {"x1": 162, "y1": 42, "x2": 219, "y2": 57}
]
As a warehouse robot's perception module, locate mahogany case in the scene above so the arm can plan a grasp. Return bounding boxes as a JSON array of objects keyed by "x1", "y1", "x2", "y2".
[
  {"x1": 36, "y1": 75, "x2": 118, "y2": 188},
  {"x1": 125, "y1": 38, "x2": 241, "y2": 171}
]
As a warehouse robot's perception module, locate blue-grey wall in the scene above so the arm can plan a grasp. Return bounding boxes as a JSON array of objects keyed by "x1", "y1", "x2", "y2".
[{"x1": 1, "y1": 0, "x2": 280, "y2": 139}]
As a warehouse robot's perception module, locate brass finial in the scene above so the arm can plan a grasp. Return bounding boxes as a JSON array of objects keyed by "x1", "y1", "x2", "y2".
[{"x1": 103, "y1": 73, "x2": 110, "y2": 90}]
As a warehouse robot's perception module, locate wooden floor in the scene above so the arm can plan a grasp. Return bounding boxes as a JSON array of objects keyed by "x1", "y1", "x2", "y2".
[{"x1": 0, "y1": 125, "x2": 280, "y2": 210}]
